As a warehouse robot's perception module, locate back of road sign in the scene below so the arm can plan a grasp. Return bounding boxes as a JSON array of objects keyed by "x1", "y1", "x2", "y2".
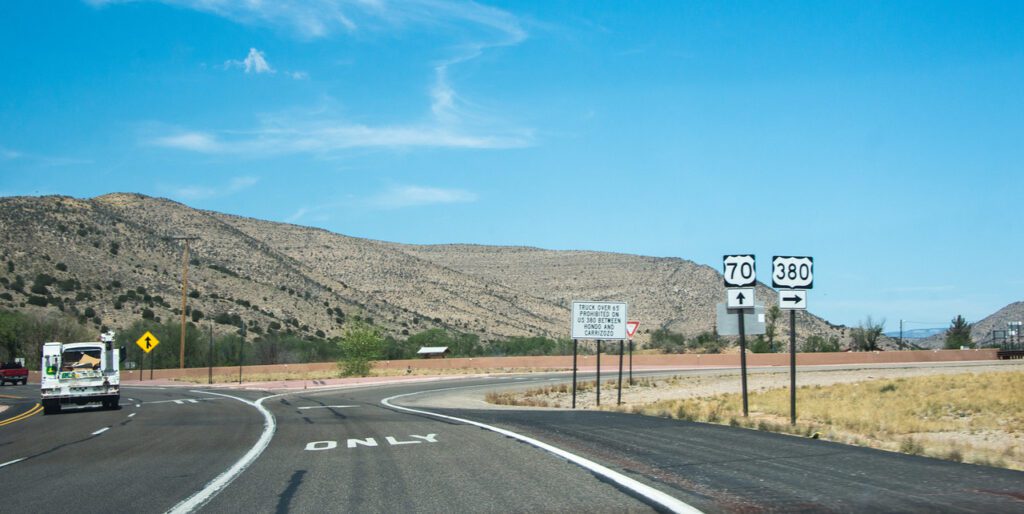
[{"x1": 716, "y1": 303, "x2": 766, "y2": 336}]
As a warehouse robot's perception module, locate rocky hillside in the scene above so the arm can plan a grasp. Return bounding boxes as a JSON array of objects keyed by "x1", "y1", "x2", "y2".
[
  {"x1": 904, "y1": 302, "x2": 1024, "y2": 349},
  {"x1": 0, "y1": 194, "x2": 850, "y2": 346}
]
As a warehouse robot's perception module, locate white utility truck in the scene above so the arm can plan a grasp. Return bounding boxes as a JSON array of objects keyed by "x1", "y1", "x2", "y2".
[{"x1": 40, "y1": 331, "x2": 122, "y2": 414}]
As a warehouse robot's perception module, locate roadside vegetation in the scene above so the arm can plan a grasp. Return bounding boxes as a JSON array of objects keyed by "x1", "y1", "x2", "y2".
[
  {"x1": 489, "y1": 371, "x2": 1024, "y2": 470},
  {"x1": 0, "y1": 308, "x2": 581, "y2": 374}
]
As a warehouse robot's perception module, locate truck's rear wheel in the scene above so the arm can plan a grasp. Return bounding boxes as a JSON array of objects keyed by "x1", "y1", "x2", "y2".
[{"x1": 42, "y1": 400, "x2": 61, "y2": 415}]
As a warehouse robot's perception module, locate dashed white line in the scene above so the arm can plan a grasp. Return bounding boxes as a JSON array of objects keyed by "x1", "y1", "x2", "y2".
[
  {"x1": 128, "y1": 413, "x2": 137, "y2": 418},
  {"x1": 0, "y1": 458, "x2": 25, "y2": 469},
  {"x1": 297, "y1": 405, "x2": 359, "y2": 410},
  {"x1": 92, "y1": 427, "x2": 110, "y2": 436}
]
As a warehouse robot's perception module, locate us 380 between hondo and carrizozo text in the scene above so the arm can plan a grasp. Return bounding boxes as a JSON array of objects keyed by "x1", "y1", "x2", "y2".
[{"x1": 571, "y1": 301, "x2": 627, "y2": 340}]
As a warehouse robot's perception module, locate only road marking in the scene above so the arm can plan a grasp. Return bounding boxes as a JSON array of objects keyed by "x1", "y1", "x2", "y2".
[{"x1": 305, "y1": 434, "x2": 439, "y2": 451}]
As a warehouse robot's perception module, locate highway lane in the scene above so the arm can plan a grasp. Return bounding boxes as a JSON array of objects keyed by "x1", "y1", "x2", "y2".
[
  {"x1": 397, "y1": 373, "x2": 1024, "y2": 513},
  {"x1": 0, "y1": 384, "x2": 265, "y2": 513},
  {"x1": 199, "y1": 381, "x2": 658, "y2": 513}
]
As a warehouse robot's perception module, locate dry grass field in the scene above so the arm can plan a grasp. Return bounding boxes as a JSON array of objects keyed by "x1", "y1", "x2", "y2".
[{"x1": 487, "y1": 365, "x2": 1024, "y2": 470}]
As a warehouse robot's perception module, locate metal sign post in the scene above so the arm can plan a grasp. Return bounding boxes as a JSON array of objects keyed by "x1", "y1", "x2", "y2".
[
  {"x1": 723, "y1": 254, "x2": 756, "y2": 417},
  {"x1": 773, "y1": 256, "x2": 813, "y2": 426},
  {"x1": 208, "y1": 323, "x2": 214, "y2": 385},
  {"x1": 617, "y1": 340, "x2": 624, "y2": 406},
  {"x1": 570, "y1": 301, "x2": 628, "y2": 410},
  {"x1": 572, "y1": 339, "x2": 578, "y2": 409},
  {"x1": 628, "y1": 339, "x2": 633, "y2": 385},
  {"x1": 625, "y1": 321, "x2": 639, "y2": 386},
  {"x1": 596, "y1": 340, "x2": 601, "y2": 406},
  {"x1": 738, "y1": 309, "x2": 749, "y2": 417},
  {"x1": 790, "y1": 309, "x2": 797, "y2": 424}
]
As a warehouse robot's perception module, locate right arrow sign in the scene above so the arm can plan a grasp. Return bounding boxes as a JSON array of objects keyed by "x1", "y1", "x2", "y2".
[{"x1": 778, "y1": 290, "x2": 808, "y2": 310}]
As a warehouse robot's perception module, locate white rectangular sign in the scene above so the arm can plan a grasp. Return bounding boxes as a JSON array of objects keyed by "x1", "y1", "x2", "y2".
[
  {"x1": 726, "y1": 288, "x2": 755, "y2": 309},
  {"x1": 571, "y1": 301, "x2": 627, "y2": 340},
  {"x1": 778, "y1": 290, "x2": 808, "y2": 310}
]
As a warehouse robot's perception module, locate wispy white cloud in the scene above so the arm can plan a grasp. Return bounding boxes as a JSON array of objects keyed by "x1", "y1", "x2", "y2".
[
  {"x1": 0, "y1": 145, "x2": 90, "y2": 167},
  {"x1": 285, "y1": 207, "x2": 310, "y2": 223},
  {"x1": 162, "y1": 175, "x2": 260, "y2": 201},
  {"x1": 151, "y1": 132, "x2": 223, "y2": 152},
  {"x1": 91, "y1": 0, "x2": 525, "y2": 42},
  {"x1": 882, "y1": 285, "x2": 956, "y2": 294},
  {"x1": 148, "y1": 121, "x2": 531, "y2": 154},
  {"x1": 225, "y1": 48, "x2": 275, "y2": 74},
  {"x1": 109, "y1": 0, "x2": 532, "y2": 154},
  {"x1": 89, "y1": 0, "x2": 358, "y2": 39},
  {"x1": 1, "y1": 146, "x2": 22, "y2": 160},
  {"x1": 370, "y1": 185, "x2": 478, "y2": 209}
]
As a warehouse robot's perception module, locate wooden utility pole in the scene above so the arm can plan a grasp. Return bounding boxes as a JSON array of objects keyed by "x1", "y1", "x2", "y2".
[{"x1": 167, "y1": 236, "x2": 199, "y2": 369}]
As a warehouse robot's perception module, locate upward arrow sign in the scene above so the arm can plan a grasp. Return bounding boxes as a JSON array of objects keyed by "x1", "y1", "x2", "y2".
[
  {"x1": 727, "y1": 288, "x2": 755, "y2": 309},
  {"x1": 145, "y1": 336, "x2": 152, "y2": 349}
]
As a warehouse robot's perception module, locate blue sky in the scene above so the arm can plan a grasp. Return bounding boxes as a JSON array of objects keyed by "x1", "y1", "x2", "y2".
[{"x1": 2, "y1": 1, "x2": 1022, "y2": 330}]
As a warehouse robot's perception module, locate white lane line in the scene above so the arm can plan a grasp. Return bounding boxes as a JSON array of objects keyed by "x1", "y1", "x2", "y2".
[
  {"x1": 135, "y1": 404, "x2": 141, "y2": 408},
  {"x1": 144, "y1": 398, "x2": 219, "y2": 405},
  {"x1": 296, "y1": 405, "x2": 359, "y2": 410},
  {"x1": 92, "y1": 427, "x2": 110, "y2": 436},
  {"x1": 165, "y1": 391, "x2": 276, "y2": 514},
  {"x1": 0, "y1": 458, "x2": 25, "y2": 469},
  {"x1": 128, "y1": 413, "x2": 137, "y2": 418},
  {"x1": 381, "y1": 390, "x2": 702, "y2": 514}
]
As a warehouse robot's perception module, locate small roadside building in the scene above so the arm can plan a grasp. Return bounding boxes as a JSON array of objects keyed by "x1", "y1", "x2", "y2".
[{"x1": 417, "y1": 346, "x2": 450, "y2": 359}]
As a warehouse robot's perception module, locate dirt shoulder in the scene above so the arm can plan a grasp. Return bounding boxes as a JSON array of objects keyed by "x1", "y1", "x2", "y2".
[{"x1": 563, "y1": 361, "x2": 1024, "y2": 410}]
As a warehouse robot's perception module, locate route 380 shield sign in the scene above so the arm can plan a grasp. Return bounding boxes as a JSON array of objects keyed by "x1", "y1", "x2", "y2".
[{"x1": 771, "y1": 256, "x2": 813, "y2": 289}]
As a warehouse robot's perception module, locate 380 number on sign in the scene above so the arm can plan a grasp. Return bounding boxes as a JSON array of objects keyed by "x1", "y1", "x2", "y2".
[
  {"x1": 722, "y1": 254, "x2": 756, "y2": 287},
  {"x1": 772, "y1": 256, "x2": 813, "y2": 289}
]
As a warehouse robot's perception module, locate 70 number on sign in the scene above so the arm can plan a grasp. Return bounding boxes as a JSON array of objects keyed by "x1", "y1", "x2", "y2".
[
  {"x1": 771, "y1": 256, "x2": 813, "y2": 289},
  {"x1": 722, "y1": 254, "x2": 756, "y2": 287}
]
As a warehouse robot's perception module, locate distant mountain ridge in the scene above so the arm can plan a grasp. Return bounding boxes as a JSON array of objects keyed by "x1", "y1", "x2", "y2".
[
  {"x1": 904, "y1": 303, "x2": 1024, "y2": 349},
  {"x1": 0, "y1": 193, "x2": 859, "y2": 346},
  {"x1": 884, "y1": 328, "x2": 946, "y2": 339}
]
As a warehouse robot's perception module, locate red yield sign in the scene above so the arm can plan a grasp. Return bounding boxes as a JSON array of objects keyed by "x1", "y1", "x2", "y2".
[{"x1": 626, "y1": 321, "x2": 640, "y2": 338}]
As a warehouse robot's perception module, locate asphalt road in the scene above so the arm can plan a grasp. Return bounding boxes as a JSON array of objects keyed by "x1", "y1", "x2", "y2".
[
  {"x1": 0, "y1": 383, "x2": 264, "y2": 512},
  {"x1": 2, "y1": 369, "x2": 1023, "y2": 513}
]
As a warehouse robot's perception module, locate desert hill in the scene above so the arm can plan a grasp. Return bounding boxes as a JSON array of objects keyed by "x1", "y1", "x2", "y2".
[{"x1": 0, "y1": 193, "x2": 849, "y2": 346}]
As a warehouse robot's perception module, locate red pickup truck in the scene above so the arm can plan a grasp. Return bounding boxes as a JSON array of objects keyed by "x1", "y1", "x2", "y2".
[{"x1": 1, "y1": 362, "x2": 29, "y2": 385}]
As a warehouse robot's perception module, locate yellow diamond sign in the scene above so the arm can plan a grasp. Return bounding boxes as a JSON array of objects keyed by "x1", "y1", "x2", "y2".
[{"x1": 136, "y1": 331, "x2": 159, "y2": 354}]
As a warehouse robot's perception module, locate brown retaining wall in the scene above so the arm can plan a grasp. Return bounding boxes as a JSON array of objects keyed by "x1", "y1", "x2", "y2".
[{"x1": 25, "y1": 348, "x2": 999, "y2": 384}]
